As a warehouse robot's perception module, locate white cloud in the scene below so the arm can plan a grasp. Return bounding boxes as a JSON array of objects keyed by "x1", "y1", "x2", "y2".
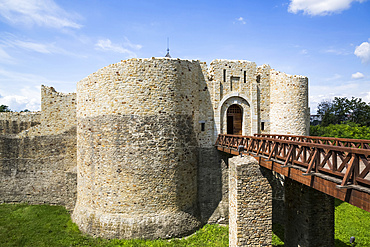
[
  {"x1": 236, "y1": 17, "x2": 246, "y2": 24},
  {"x1": 309, "y1": 80, "x2": 370, "y2": 113},
  {"x1": 123, "y1": 37, "x2": 143, "y2": 50},
  {"x1": 300, "y1": 49, "x2": 308, "y2": 55},
  {"x1": 351, "y1": 72, "x2": 365, "y2": 79},
  {"x1": 288, "y1": 0, "x2": 367, "y2": 16},
  {"x1": 7, "y1": 40, "x2": 56, "y2": 54},
  {"x1": 0, "y1": 46, "x2": 15, "y2": 63},
  {"x1": 95, "y1": 38, "x2": 141, "y2": 58},
  {"x1": 324, "y1": 73, "x2": 342, "y2": 81},
  {"x1": 0, "y1": 68, "x2": 46, "y2": 84},
  {"x1": 0, "y1": 0, "x2": 82, "y2": 29},
  {"x1": 323, "y1": 48, "x2": 351, "y2": 55},
  {"x1": 0, "y1": 86, "x2": 41, "y2": 111},
  {"x1": 354, "y1": 41, "x2": 370, "y2": 63},
  {"x1": 0, "y1": 68, "x2": 75, "y2": 111},
  {"x1": 0, "y1": 34, "x2": 84, "y2": 57},
  {"x1": 364, "y1": 92, "x2": 370, "y2": 102}
]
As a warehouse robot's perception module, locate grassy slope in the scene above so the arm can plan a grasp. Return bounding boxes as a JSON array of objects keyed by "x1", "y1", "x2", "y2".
[
  {"x1": 1, "y1": 202, "x2": 369, "y2": 246},
  {"x1": 0, "y1": 204, "x2": 228, "y2": 247},
  {"x1": 334, "y1": 199, "x2": 370, "y2": 247}
]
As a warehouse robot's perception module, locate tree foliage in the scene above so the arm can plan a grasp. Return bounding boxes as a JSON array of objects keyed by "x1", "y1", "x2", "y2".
[
  {"x1": 0, "y1": 105, "x2": 12, "y2": 112},
  {"x1": 317, "y1": 97, "x2": 370, "y2": 126},
  {"x1": 310, "y1": 122, "x2": 370, "y2": 140}
]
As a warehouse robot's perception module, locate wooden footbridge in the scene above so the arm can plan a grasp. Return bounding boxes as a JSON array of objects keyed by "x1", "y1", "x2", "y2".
[{"x1": 215, "y1": 134, "x2": 370, "y2": 212}]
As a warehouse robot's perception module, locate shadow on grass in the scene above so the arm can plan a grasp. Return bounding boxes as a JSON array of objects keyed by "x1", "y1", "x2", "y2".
[
  {"x1": 335, "y1": 198, "x2": 344, "y2": 207},
  {"x1": 335, "y1": 239, "x2": 352, "y2": 247},
  {"x1": 272, "y1": 223, "x2": 284, "y2": 247}
]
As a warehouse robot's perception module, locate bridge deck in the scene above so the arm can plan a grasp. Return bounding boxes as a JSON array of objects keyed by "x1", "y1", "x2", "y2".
[{"x1": 215, "y1": 134, "x2": 370, "y2": 212}]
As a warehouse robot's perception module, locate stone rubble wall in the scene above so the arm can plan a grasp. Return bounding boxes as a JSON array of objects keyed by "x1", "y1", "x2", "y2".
[
  {"x1": 257, "y1": 64, "x2": 272, "y2": 134},
  {"x1": 270, "y1": 70, "x2": 309, "y2": 135},
  {"x1": 198, "y1": 148, "x2": 231, "y2": 224},
  {"x1": 0, "y1": 112, "x2": 41, "y2": 135},
  {"x1": 208, "y1": 59, "x2": 260, "y2": 136},
  {"x1": 0, "y1": 85, "x2": 77, "y2": 210},
  {"x1": 284, "y1": 178, "x2": 334, "y2": 246},
  {"x1": 0, "y1": 127, "x2": 77, "y2": 210},
  {"x1": 18, "y1": 85, "x2": 77, "y2": 137},
  {"x1": 73, "y1": 58, "x2": 202, "y2": 239},
  {"x1": 197, "y1": 62, "x2": 215, "y2": 148},
  {"x1": 229, "y1": 155, "x2": 272, "y2": 246}
]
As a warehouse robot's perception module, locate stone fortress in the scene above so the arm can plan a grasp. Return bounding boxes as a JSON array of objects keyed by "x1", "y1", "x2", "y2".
[{"x1": 0, "y1": 57, "x2": 309, "y2": 240}]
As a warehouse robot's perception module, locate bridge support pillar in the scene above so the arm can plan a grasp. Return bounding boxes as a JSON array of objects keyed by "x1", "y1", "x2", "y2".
[
  {"x1": 284, "y1": 178, "x2": 334, "y2": 247},
  {"x1": 229, "y1": 156, "x2": 272, "y2": 246}
]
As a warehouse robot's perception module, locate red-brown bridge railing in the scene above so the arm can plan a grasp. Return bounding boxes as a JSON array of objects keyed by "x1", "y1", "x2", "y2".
[{"x1": 215, "y1": 134, "x2": 370, "y2": 212}]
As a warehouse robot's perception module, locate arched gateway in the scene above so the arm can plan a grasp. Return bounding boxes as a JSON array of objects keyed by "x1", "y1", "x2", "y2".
[{"x1": 227, "y1": 104, "x2": 242, "y2": 135}]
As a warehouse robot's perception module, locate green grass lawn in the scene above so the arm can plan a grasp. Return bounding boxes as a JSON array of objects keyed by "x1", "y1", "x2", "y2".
[
  {"x1": 0, "y1": 204, "x2": 228, "y2": 247},
  {"x1": 0, "y1": 200, "x2": 369, "y2": 246},
  {"x1": 334, "y1": 199, "x2": 370, "y2": 247}
]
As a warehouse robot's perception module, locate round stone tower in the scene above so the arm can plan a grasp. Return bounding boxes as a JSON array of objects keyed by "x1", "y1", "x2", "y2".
[
  {"x1": 72, "y1": 58, "x2": 202, "y2": 239},
  {"x1": 269, "y1": 70, "x2": 309, "y2": 135}
]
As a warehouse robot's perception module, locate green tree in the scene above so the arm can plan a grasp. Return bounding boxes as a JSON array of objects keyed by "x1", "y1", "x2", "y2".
[
  {"x1": 347, "y1": 97, "x2": 370, "y2": 126},
  {"x1": 317, "y1": 97, "x2": 370, "y2": 127},
  {"x1": 0, "y1": 105, "x2": 12, "y2": 112}
]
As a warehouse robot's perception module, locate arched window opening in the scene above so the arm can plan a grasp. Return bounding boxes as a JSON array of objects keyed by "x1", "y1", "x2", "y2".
[{"x1": 227, "y1": 104, "x2": 242, "y2": 135}]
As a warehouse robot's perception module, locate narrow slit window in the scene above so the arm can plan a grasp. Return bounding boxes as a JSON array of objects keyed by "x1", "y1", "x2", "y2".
[
  {"x1": 201, "y1": 122, "x2": 205, "y2": 131},
  {"x1": 244, "y1": 71, "x2": 246, "y2": 83},
  {"x1": 261, "y1": 121, "x2": 265, "y2": 131},
  {"x1": 223, "y1": 69, "x2": 226, "y2": 82},
  {"x1": 256, "y1": 74, "x2": 261, "y2": 83}
]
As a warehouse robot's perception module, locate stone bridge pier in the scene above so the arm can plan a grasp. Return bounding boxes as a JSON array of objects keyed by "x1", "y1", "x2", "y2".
[{"x1": 229, "y1": 156, "x2": 334, "y2": 247}]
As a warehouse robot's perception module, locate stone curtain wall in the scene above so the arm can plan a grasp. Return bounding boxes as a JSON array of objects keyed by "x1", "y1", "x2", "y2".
[
  {"x1": 0, "y1": 112, "x2": 41, "y2": 135},
  {"x1": 0, "y1": 86, "x2": 77, "y2": 210},
  {"x1": 19, "y1": 86, "x2": 77, "y2": 137},
  {"x1": 198, "y1": 148, "x2": 232, "y2": 224},
  {"x1": 229, "y1": 155, "x2": 272, "y2": 246},
  {"x1": 0, "y1": 128, "x2": 77, "y2": 210},
  {"x1": 73, "y1": 58, "x2": 202, "y2": 239}
]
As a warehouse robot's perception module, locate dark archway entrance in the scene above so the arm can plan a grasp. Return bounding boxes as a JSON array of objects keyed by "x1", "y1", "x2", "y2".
[{"x1": 227, "y1": 104, "x2": 242, "y2": 135}]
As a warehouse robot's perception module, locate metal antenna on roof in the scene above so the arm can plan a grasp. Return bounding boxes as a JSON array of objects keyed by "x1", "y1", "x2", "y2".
[{"x1": 165, "y1": 37, "x2": 171, "y2": 58}]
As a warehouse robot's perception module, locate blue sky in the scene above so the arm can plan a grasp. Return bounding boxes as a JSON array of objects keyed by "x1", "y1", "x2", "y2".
[{"x1": 0, "y1": 0, "x2": 369, "y2": 113}]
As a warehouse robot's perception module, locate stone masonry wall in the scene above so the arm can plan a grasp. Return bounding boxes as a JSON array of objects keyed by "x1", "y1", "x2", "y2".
[
  {"x1": 0, "y1": 128, "x2": 77, "y2": 210},
  {"x1": 229, "y1": 155, "x2": 272, "y2": 246},
  {"x1": 19, "y1": 85, "x2": 77, "y2": 137},
  {"x1": 0, "y1": 86, "x2": 77, "y2": 210},
  {"x1": 73, "y1": 58, "x2": 202, "y2": 239},
  {"x1": 196, "y1": 62, "x2": 214, "y2": 148},
  {"x1": 208, "y1": 59, "x2": 260, "y2": 136},
  {"x1": 257, "y1": 64, "x2": 271, "y2": 134},
  {"x1": 0, "y1": 112, "x2": 41, "y2": 135},
  {"x1": 270, "y1": 70, "x2": 309, "y2": 135},
  {"x1": 285, "y1": 178, "x2": 334, "y2": 247},
  {"x1": 198, "y1": 148, "x2": 231, "y2": 224}
]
